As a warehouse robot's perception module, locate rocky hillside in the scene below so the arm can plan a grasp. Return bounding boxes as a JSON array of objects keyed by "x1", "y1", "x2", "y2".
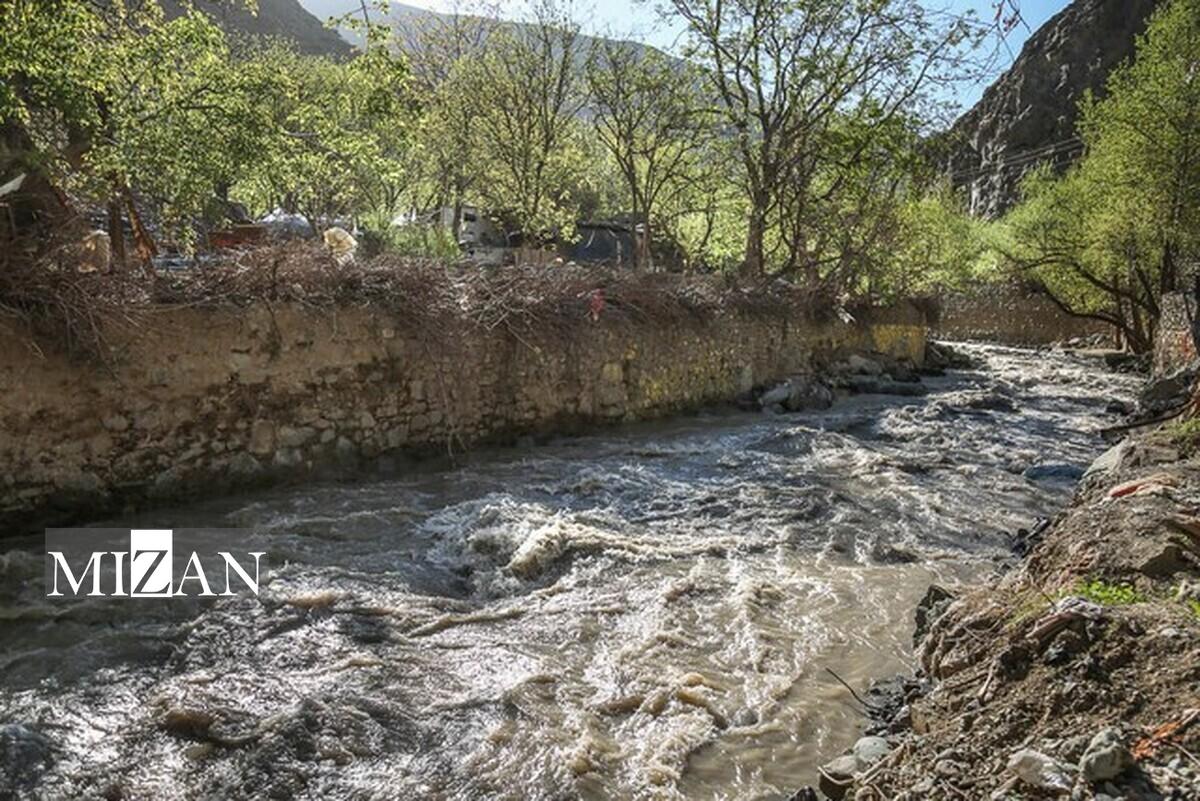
[
  {"x1": 163, "y1": 0, "x2": 350, "y2": 56},
  {"x1": 949, "y1": 0, "x2": 1160, "y2": 218}
]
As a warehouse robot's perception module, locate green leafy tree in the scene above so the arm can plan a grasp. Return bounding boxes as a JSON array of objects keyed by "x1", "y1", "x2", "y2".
[
  {"x1": 466, "y1": 0, "x2": 587, "y2": 242},
  {"x1": 233, "y1": 44, "x2": 411, "y2": 232},
  {"x1": 400, "y1": 1, "x2": 497, "y2": 237},
  {"x1": 888, "y1": 187, "x2": 994, "y2": 298},
  {"x1": 1004, "y1": 0, "x2": 1200, "y2": 351},
  {"x1": 585, "y1": 40, "x2": 714, "y2": 269},
  {"x1": 1, "y1": 1, "x2": 278, "y2": 259},
  {"x1": 772, "y1": 111, "x2": 925, "y2": 297},
  {"x1": 666, "y1": 0, "x2": 975, "y2": 276}
]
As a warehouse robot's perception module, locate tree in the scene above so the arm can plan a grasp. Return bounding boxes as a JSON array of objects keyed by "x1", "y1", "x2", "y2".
[
  {"x1": 85, "y1": 10, "x2": 282, "y2": 252},
  {"x1": 467, "y1": 0, "x2": 586, "y2": 242},
  {"x1": 402, "y1": 0, "x2": 498, "y2": 238},
  {"x1": 888, "y1": 186, "x2": 993, "y2": 298},
  {"x1": 667, "y1": 0, "x2": 974, "y2": 276},
  {"x1": 1, "y1": 0, "x2": 277, "y2": 260},
  {"x1": 585, "y1": 40, "x2": 713, "y2": 269},
  {"x1": 772, "y1": 110, "x2": 926, "y2": 296},
  {"x1": 1004, "y1": 0, "x2": 1200, "y2": 351},
  {"x1": 232, "y1": 43, "x2": 411, "y2": 233}
]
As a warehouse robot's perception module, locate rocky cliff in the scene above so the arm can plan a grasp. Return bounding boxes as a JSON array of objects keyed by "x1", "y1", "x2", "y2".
[{"x1": 949, "y1": 0, "x2": 1160, "y2": 218}]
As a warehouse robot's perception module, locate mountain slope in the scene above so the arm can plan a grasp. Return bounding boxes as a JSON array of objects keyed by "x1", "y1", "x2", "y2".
[
  {"x1": 298, "y1": 0, "x2": 663, "y2": 65},
  {"x1": 164, "y1": 0, "x2": 351, "y2": 56},
  {"x1": 948, "y1": 0, "x2": 1160, "y2": 218}
]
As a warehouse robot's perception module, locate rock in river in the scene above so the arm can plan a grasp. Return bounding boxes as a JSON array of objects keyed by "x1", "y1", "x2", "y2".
[{"x1": 0, "y1": 723, "x2": 53, "y2": 794}]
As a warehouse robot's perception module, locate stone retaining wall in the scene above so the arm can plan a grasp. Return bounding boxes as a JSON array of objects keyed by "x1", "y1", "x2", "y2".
[
  {"x1": 934, "y1": 283, "x2": 1113, "y2": 345},
  {"x1": 0, "y1": 303, "x2": 925, "y2": 535}
]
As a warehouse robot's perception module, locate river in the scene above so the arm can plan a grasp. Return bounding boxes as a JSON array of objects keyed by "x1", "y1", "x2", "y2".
[{"x1": 0, "y1": 343, "x2": 1140, "y2": 800}]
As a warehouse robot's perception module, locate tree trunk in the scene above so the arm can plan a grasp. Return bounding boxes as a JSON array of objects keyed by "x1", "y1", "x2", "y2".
[
  {"x1": 742, "y1": 208, "x2": 766, "y2": 276},
  {"x1": 107, "y1": 197, "x2": 126, "y2": 268},
  {"x1": 1161, "y1": 239, "x2": 1178, "y2": 295},
  {"x1": 638, "y1": 213, "x2": 652, "y2": 272}
]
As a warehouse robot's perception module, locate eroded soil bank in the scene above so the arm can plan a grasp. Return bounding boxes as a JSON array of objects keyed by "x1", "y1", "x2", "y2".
[
  {"x1": 834, "y1": 390, "x2": 1200, "y2": 800},
  {"x1": 0, "y1": 344, "x2": 1139, "y2": 800}
]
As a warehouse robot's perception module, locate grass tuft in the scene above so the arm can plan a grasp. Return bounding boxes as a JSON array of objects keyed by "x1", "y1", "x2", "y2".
[{"x1": 1076, "y1": 579, "x2": 1143, "y2": 606}]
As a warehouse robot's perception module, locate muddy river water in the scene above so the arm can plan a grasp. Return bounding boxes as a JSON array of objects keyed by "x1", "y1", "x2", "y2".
[{"x1": 0, "y1": 344, "x2": 1140, "y2": 800}]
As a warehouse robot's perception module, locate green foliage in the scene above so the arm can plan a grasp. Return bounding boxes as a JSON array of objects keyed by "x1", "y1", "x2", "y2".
[
  {"x1": 2, "y1": 0, "x2": 1086, "y2": 302},
  {"x1": 887, "y1": 190, "x2": 998, "y2": 296},
  {"x1": 232, "y1": 43, "x2": 412, "y2": 229},
  {"x1": 1187, "y1": 599, "x2": 1200, "y2": 621},
  {"x1": 359, "y1": 211, "x2": 462, "y2": 259},
  {"x1": 3, "y1": 2, "x2": 269, "y2": 244},
  {"x1": 0, "y1": 0, "x2": 101, "y2": 131},
  {"x1": 669, "y1": 0, "x2": 978, "y2": 276},
  {"x1": 585, "y1": 41, "x2": 715, "y2": 268},
  {"x1": 1163, "y1": 417, "x2": 1200, "y2": 453},
  {"x1": 2, "y1": 0, "x2": 412, "y2": 252},
  {"x1": 1076, "y1": 579, "x2": 1144, "y2": 606},
  {"x1": 1001, "y1": 0, "x2": 1200, "y2": 351},
  {"x1": 83, "y1": 11, "x2": 283, "y2": 246},
  {"x1": 463, "y1": 3, "x2": 588, "y2": 240}
]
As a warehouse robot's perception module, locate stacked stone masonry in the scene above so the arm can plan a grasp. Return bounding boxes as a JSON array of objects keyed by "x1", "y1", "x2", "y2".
[{"x1": 0, "y1": 304, "x2": 926, "y2": 534}]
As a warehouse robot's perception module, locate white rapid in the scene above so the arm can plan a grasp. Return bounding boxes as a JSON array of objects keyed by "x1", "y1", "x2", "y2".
[{"x1": 0, "y1": 343, "x2": 1140, "y2": 800}]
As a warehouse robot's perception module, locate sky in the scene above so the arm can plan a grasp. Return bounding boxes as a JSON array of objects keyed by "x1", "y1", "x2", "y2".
[{"x1": 390, "y1": 0, "x2": 1073, "y2": 110}]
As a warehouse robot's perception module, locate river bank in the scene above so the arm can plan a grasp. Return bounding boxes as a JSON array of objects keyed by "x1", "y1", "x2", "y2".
[
  {"x1": 0, "y1": 343, "x2": 1139, "y2": 800},
  {"x1": 0, "y1": 260, "x2": 926, "y2": 537},
  {"x1": 815, "y1": 371, "x2": 1200, "y2": 800}
]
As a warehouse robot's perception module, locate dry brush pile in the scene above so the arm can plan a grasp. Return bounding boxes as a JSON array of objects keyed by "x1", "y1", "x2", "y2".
[{"x1": 0, "y1": 242, "x2": 821, "y2": 362}]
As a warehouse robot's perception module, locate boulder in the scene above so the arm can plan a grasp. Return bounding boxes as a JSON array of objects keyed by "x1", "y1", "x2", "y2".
[
  {"x1": 815, "y1": 736, "x2": 893, "y2": 799},
  {"x1": 1139, "y1": 362, "x2": 1198, "y2": 414},
  {"x1": 1106, "y1": 399, "x2": 1135, "y2": 415},
  {"x1": 1023, "y1": 463, "x2": 1085, "y2": 482},
  {"x1": 914, "y1": 584, "x2": 954, "y2": 647},
  {"x1": 1085, "y1": 439, "x2": 1137, "y2": 478},
  {"x1": 759, "y1": 376, "x2": 834, "y2": 412},
  {"x1": 1008, "y1": 748, "x2": 1074, "y2": 791},
  {"x1": 847, "y1": 354, "x2": 883, "y2": 376},
  {"x1": 886, "y1": 360, "x2": 921, "y2": 383},
  {"x1": 818, "y1": 754, "x2": 859, "y2": 800},
  {"x1": 0, "y1": 723, "x2": 54, "y2": 793},
  {"x1": 924, "y1": 341, "x2": 979, "y2": 370},
  {"x1": 851, "y1": 736, "x2": 891, "y2": 767},
  {"x1": 760, "y1": 383, "x2": 792, "y2": 407},
  {"x1": 1079, "y1": 728, "x2": 1133, "y2": 783},
  {"x1": 784, "y1": 378, "x2": 834, "y2": 412}
]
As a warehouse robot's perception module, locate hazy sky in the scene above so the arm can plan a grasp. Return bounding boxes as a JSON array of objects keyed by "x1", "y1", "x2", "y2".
[{"x1": 384, "y1": 0, "x2": 1074, "y2": 109}]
